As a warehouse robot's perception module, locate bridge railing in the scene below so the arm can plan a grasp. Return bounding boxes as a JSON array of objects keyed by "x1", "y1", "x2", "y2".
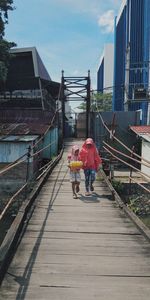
[
  {"x1": 0, "y1": 146, "x2": 63, "y2": 284},
  {"x1": 0, "y1": 107, "x2": 61, "y2": 242}
]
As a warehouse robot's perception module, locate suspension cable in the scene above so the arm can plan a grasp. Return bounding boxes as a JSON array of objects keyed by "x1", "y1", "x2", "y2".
[
  {"x1": 103, "y1": 145, "x2": 150, "y2": 182},
  {"x1": 0, "y1": 182, "x2": 27, "y2": 222},
  {"x1": 99, "y1": 112, "x2": 150, "y2": 166},
  {"x1": 128, "y1": 177, "x2": 150, "y2": 193},
  {"x1": 94, "y1": 93, "x2": 150, "y2": 166},
  {"x1": 103, "y1": 141, "x2": 150, "y2": 168}
]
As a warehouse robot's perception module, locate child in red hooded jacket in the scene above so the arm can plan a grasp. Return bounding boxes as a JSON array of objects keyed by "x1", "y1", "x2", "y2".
[{"x1": 79, "y1": 138, "x2": 102, "y2": 196}]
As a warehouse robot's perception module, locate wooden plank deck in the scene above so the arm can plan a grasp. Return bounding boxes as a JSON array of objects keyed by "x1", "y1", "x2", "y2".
[{"x1": 0, "y1": 141, "x2": 150, "y2": 299}]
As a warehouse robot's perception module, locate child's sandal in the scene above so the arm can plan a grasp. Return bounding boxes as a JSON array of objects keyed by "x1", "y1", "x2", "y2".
[{"x1": 73, "y1": 193, "x2": 77, "y2": 199}]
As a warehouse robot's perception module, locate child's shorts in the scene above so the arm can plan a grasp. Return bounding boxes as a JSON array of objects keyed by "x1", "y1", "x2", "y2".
[{"x1": 69, "y1": 171, "x2": 81, "y2": 183}]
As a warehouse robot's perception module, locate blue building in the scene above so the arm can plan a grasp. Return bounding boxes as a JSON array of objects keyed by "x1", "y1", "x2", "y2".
[{"x1": 113, "y1": 0, "x2": 150, "y2": 124}]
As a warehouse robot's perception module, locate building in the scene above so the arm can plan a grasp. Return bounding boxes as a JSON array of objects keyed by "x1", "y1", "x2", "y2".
[
  {"x1": 130, "y1": 125, "x2": 150, "y2": 176},
  {"x1": 0, "y1": 47, "x2": 60, "y2": 188},
  {"x1": 113, "y1": 0, "x2": 150, "y2": 124},
  {"x1": 97, "y1": 44, "x2": 114, "y2": 94},
  {"x1": 0, "y1": 47, "x2": 60, "y2": 111}
]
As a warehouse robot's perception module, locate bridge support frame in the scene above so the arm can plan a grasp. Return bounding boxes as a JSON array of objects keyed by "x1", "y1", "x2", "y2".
[{"x1": 61, "y1": 70, "x2": 91, "y2": 139}]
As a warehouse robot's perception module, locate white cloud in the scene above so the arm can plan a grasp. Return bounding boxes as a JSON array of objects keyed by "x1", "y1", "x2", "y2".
[
  {"x1": 53, "y1": 0, "x2": 103, "y2": 16},
  {"x1": 98, "y1": 10, "x2": 115, "y2": 33},
  {"x1": 53, "y1": 0, "x2": 121, "y2": 18}
]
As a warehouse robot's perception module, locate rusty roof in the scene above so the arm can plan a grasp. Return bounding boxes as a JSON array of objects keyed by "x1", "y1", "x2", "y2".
[
  {"x1": 0, "y1": 109, "x2": 55, "y2": 123},
  {"x1": 0, "y1": 135, "x2": 39, "y2": 142},
  {"x1": 0, "y1": 122, "x2": 50, "y2": 136},
  {"x1": 0, "y1": 109, "x2": 57, "y2": 137},
  {"x1": 130, "y1": 125, "x2": 150, "y2": 135}
]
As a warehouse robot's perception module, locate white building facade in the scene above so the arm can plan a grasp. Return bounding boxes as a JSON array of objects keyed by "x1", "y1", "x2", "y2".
[{"x1": 97, "y1": 44, "x2": 114, "y2": 94}]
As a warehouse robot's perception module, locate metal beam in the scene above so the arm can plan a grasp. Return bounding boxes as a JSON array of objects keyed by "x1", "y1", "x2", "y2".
[
  {"x1": 61, "y1": 70, "x2": 66, "y2": 140},
  {"x1": 86, "y1": 70, "x2": 91, "y2": 138},
  {"x1": 61, "y1": 70, "x2": 91, "y2": 138}
]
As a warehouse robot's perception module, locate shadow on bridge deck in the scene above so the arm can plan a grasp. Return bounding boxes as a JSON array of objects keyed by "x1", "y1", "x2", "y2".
[{"x1": 0, "y1": 140, "x2": 150, "y2": 300}]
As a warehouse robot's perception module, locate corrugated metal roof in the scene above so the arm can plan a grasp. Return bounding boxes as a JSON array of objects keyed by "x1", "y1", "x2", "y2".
[
  {"x1": 0, "y1": 109, "x2": 54, "y2": 124},
  {"x1": 0, "y1": 123, "x2": 49, "y2": 135},
  {"x1": 0, "y1": 135, "x2": 39, "y2": 142},
  {"x1": 140, "y1": 135, "x2": 150, "y2": 143},
  {"x1": 130, "y1": 125, "x2": 150, "y2": 135}
]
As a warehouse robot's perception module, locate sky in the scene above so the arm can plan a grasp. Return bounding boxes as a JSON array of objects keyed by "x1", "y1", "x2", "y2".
[{"x1": 5, "y1": 0, "x2": 122, "y2": 110}]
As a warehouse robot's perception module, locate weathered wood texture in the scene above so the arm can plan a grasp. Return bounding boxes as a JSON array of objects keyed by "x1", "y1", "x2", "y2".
[{"x1": 0, "y1": 141, "x2": 150, "y2": 299}]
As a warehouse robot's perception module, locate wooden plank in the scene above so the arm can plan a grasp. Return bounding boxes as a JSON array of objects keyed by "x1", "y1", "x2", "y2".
[{"x1": 0, "y1": 141, "x2": 150, "y2": 300}]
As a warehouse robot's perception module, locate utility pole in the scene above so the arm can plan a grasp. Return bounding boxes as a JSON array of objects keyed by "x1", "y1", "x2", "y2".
[
  {"x1": 61, "y1": 70, "x2": 66, "y2": 140},
  {"x1": 124, "y1": 0, "x2": 131, "y2": 112},
  {"x1": 124, "y1": 44, "x2": 130, "y2": 111},
  {"x1": 39, "y1": 77, "x2": 45, "y2": 110},
  {"x1": 86, "y1": 70, "x2": 91, "y2": 138}
]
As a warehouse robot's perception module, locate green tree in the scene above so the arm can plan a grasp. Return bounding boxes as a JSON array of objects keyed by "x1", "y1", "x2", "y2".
[
  {"x1": 0, "y1": 0, "x2": 16, "y2": 82},
  {"x1": 77, "y1": 92, "x2": 112, "y2": 112}
]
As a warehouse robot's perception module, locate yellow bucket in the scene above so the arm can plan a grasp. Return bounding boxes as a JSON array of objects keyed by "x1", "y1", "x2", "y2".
[{"x1": 69, "y1": 161, "x2": 83, "y2": 169}]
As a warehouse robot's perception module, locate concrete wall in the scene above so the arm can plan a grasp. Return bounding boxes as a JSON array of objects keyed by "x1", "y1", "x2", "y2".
[
  {"x1": 43, "y1": 127, "x2": 58, "y2": 159},
  {"x1": 141, "y1": 139, "x2": 150, "y2": 176},
  {"x1": 0, "y1": 141, "x2": 34, "y2": 163}
]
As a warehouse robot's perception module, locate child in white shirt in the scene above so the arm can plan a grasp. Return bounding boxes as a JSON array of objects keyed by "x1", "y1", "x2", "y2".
[{"x1": 68, "y1": 145, "x2": 81, "y2": 199}]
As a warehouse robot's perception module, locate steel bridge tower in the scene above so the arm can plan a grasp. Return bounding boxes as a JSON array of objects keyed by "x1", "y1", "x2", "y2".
[{"x1": 61, "y1": 70, "x2": 91, "y2": 139}]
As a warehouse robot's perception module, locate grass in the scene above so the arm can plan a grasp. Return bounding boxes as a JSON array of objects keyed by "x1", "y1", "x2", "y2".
[
  {"x1": 96, "y1": 175, "x2": 104, "y2": 181},
  {"x1": 140, "y1": 216, "x2": 150, "y2": 229}
]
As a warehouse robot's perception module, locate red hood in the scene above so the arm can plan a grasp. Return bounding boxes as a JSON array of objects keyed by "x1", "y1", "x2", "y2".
[
  {"x1": 82, "y1": 138, "x2": 96, "y2": 150},
  {"x1": 79, "y1": 138, "x2": 102, "y2": 170}
]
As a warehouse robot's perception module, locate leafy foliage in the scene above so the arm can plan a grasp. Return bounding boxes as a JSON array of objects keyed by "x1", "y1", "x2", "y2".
[
  {"x1": 77, "y1": 92, "x2": 112, "y2": 112},
  {"x1": 0, "y1": 0, "x2": 14, "y2": 36},
  {"x1": 0, "y1": 0, "x2": 16, "y2": 82},
  {"x1": 0, "y1": 39, "x2": 16, "y2": 81},
  {"x1": 111, "y1": 179, "x2": 124, "y2": 194},
  {"x1": 91, "y1": 92, "x2": 112, "y2": 112}
]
